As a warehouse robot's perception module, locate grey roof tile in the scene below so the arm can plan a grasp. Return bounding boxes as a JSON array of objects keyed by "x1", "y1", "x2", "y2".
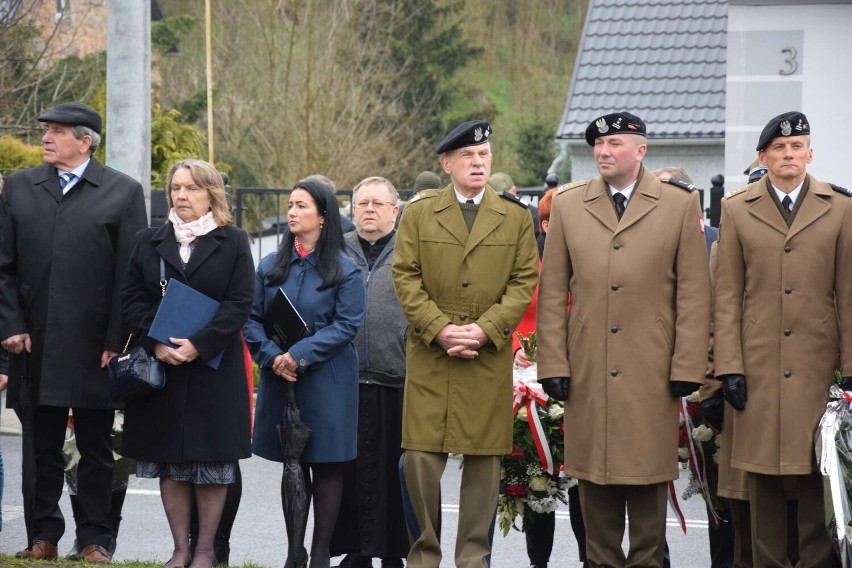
[{"x1": 558, "y1": 0, "x2": 727, "y2": 141}]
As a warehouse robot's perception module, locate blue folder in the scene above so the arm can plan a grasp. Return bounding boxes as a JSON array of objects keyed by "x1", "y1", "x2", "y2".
[{"x1": 148, "y1": 279, "x2": 224, "y2": 369}]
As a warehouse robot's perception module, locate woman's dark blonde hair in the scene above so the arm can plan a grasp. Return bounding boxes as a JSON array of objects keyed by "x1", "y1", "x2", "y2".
[{"x1": 166, "y1": 159, "x2": 232, "y2": 226}]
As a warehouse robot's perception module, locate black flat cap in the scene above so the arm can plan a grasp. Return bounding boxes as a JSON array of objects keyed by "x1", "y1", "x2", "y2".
[
  {"x1": 756, "y1": 111, "x2": 809, "y2": 151},
  {"x1": 38, "y1": 102, "x2": 102, "y2": 134},
  {"x1": 748, "y1": 164, "x2": 768, "y2": 183},
  {"x1": 585, "y1": 112, "x2": 646, "y2": 146},
  {"x1": 436, "y1": 120, "x2": 491, "y2": 154}
]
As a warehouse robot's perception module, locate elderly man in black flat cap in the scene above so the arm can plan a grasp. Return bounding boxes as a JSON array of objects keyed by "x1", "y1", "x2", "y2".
[
  {"x1": 713, "y1": 111, "x2": 852, "y2": 566},
  {"x1": 393, "y1": 120, "x2": 538, "y2": 568},
  {"x1": 0, "y1": 102, "x2": 147, "y2": 563},
  {"x1": 537, "y1": 111, "x2": 711, "y2": 567}
]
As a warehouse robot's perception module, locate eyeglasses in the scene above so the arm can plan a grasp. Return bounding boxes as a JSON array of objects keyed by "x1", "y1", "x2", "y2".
[{"x1": 354, "y1": 200, "x2": 395, "y2": 211}]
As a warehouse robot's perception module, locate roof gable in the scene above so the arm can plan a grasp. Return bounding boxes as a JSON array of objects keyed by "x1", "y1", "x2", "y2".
[{"x1": 557, "y1": 0, "x2": 727, "y2": 142}]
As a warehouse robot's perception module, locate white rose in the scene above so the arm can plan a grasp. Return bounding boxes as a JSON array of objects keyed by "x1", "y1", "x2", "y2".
[
  {"x1": 692, "y1": 424, "x2": 714, "y2": 443},
  {"x1": 678, "y1": 447, "x2": 689, "y2": 461},
  {"x1": 517, "y1": 407, "x2": 528, "y2": 421},
  {"x1": 548, "y1": 404, "x2": 564, "y2": 420},
  {"x1": 528, "y1": 475, "x2": 549, "y2": 492}
]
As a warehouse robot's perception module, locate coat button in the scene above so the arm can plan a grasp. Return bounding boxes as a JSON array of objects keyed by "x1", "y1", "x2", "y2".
[
  {"x1": 784, "y1": 329, "x2": 791, "y2": 336},
  {"x1": 459, "y1": 315, "x2": 467, "y2": 321},
  {"x1": 784, "y1": 245, "x2": 791, "y2": 252},
  {"x1": 785, "y1": 287, "x2": 792, "y2": 294},
  {"x1": 610, "y1": 325, "x2": 619, "y2": 333},
  {"x1": 414, "y1": 326, "x2": 421, "y2": 333},
  {"x1": 784, "y1": 370, "x2": 792, "y2": 378},
  {"x1": 611, "y1": 284, "x2": 620, "y2": 291},
  {"x1": 461, "y1": 280, "x2": 470, "y2": 287},
  {"x1": 299, "y1": 358, "x2": 307, "y2": 367},
  {"x1": 610, "y1": 369, "x2": 618, "y2": 377},
  {"x1": 503, "y1": 327, "x2": 510, "y2": 335},
  {"x1": 613, "y1": 243, "x2": 622, "y2": 250}
]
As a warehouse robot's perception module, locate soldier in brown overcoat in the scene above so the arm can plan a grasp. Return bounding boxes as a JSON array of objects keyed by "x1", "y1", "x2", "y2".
[
  {"x1": 537, "y1": 112, "x2": 711, "y2": 567},
  {"x1": 713, "y1": 111, "x2": 852, "y2": 566}
]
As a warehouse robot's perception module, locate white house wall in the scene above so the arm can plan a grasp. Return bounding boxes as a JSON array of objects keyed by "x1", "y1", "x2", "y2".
[{"x1": 726, "y1": 2, "x2": 852, "y2": 190}]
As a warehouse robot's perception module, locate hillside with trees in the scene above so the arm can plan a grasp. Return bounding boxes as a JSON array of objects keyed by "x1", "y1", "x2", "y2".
[{"x1": 0, "y1": 0, "x2": 586, "y2": 188}]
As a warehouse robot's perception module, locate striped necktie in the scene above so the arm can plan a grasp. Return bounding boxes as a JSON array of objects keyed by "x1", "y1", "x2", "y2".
[{"x1": 59, "y1": 172, "x2": 77, "y2": 191}]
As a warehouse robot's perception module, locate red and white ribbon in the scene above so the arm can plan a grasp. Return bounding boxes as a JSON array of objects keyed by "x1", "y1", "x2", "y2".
[
  {"x1": 678, "y1": 397, "x2": 721, "y2": 528},
  {"x1": 512, "y1": 380, "x2": 556, "y2": 476}
]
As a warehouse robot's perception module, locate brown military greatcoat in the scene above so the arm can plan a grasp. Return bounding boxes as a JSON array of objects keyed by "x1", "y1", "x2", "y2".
[
  {"x1": 714, "y1": 175, "x2": 852, "y2": 475},
  {"x1": 537, "y1": 166, "x2": 711, "y2": 485}
]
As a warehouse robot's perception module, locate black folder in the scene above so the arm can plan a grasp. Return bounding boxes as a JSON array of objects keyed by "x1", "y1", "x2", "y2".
[
  {"x1": 264, "y1": 288, "x2": 308, "y2": 349},
  {"x1": 148, "y1": 279, "x2": 224, "y2": 369}
]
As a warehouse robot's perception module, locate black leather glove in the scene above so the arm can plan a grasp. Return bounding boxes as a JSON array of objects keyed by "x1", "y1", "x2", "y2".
[
  {"x1": 700, "y1": 394, "x2": 724, "y2": 432},
  {"x1": 670, "y1": 380, "x2": 699, "y2": 398},
  {"x1": 541, "y1": 377, "x2": 570, "y2": 401},
  {"x1": 719, "y1": 374, "x2": 747, "y2": 411},
  {"x1": 841, "y1": 376, "x2": 852, "y2": 391}
]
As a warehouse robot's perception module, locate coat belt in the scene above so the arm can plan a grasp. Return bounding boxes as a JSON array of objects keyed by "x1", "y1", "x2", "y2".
[{"x1": 435, "y1": 299, "x2": 492, "y2": 320}]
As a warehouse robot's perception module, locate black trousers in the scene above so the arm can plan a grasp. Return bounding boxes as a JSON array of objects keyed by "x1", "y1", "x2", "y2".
[{"x1": 27, "y1": 405, "x2": 114, "y2": 547}]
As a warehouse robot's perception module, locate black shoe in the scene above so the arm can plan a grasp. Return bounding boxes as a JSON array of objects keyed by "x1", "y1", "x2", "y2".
[
  {"x1": 67, "y1": 539, "x2": 82, "y2": 561},
  {"x1": 336, "y1": 554, "x2": 372, "y2": 568}
]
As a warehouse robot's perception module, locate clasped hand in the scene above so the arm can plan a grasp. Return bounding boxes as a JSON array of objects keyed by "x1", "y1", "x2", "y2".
[
  {"x1": 435, "y1": 323, "x2": 487, "y2": 359},
  {"x1": 154, "y1": 337, "x2": 199, "y2": 366},
  {"x1": 272, "y1": 352, "x2": 299, "y2": 382}
]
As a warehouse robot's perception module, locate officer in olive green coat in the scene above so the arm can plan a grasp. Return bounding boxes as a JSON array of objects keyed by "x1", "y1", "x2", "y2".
[{"x1": 392, "y1": 120, "x2": 538, "y2": 568}]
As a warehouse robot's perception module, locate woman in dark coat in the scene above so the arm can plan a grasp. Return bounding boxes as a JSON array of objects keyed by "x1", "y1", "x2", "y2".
[
  {"x1": 120, "y1": 159, "x2": 254, "y2": 568},
  {"x1": 244, "y1": 178, "x2": 365, "y2": 568}
]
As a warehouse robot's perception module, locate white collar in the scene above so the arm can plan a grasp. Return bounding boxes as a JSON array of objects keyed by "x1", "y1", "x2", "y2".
[
  {"x1": 58, "y1": 158, "x2": 91, "y2": 194},
  {"x1": 772, "y1": 180, "x2": 804, "y2": 208},
  {"x1": 609, "y1": 180, "x2": 637, "y2": 204},
  {"x1": 454, "y1": 187, "x2": 485, "y2": 204}
]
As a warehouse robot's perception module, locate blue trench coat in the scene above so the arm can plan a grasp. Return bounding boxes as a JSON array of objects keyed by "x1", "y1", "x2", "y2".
[{"x1": 245, "y1": 248, "x2": 365, "y2": 463}]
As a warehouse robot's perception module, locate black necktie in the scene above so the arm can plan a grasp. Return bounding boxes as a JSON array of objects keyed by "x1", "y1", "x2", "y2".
[
  {"x1": 466, "y1": 199, "x2": 474, "y2": 204},
  {"x1": 781, "y1": 195, "x2": 793, "y2": 220},
  {"x1": 613, "y1": 192, "x2": 626, "y2": 220},
  {"x1": 59, "y1": 172, "x2": 77, "y2": 191}
]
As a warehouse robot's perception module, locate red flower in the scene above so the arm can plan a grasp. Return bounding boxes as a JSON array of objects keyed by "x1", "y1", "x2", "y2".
[
  {"x1": 508, "y1": 446, "x2": 526, "y2": 459},
  {"x1": 505, "y1": 484, "x2": 528, "y2": 497},
  {"x1": 686, "y1": 403, "x2": 702, "y2": 418}
]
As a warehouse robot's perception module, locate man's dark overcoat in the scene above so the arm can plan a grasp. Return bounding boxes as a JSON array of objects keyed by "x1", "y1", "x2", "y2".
[{"x1": 0, "y1": 159, "x2": 147, "y2": 409}]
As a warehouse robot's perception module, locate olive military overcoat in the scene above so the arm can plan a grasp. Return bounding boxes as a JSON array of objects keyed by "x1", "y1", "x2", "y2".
[
  {"x1": 392, "y1": 185, "x2": 538, "y2": 455},
  {"x1": 537, "y1": 167, "x2": 711, "y2": 485},
  {"x1": 714, "y1": 176, "x2": 852, "y2": 475}
]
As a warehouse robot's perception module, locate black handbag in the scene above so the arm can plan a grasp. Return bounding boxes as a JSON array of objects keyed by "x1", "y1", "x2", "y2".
[
  {"x1": 108, "y1": 258, "x2": 168, "y2": 401},
  {"x1": 108, "y1": 338, "x2": 165, "y2": 401}
]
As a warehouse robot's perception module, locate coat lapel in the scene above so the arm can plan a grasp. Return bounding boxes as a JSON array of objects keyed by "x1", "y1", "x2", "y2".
[
  {"x1": 583, "y1": 178, "x2": 618, "y2": 233},
  {"x1": 33, "y1": 165, "x2": 62, "y2": 203},
  {"x1": 786, "y1": 177, "x2": 831, "y2": 243},
  {"x1": 745, "y1": 183, "x2": 790, "y2": 237},
  {"x1": 434, "y1": 188, "x2": 468, "y2": 247},
  {"x1": 464, "y1": 188, "x2": 505, "y2": 258},
  {"x1": 614, "y1": 169, "x2": 659, "y2": 236},
  {"x1": 153, "y1": 223, "x2": 186, "y2": 278},
  {"x1": 184, "y1": 227, "x2": 225, "y2": 277}
]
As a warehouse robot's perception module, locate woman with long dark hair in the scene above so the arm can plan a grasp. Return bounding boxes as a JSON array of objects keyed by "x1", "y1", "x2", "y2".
[{"x1": 245, "y1": 178, "x2": 365, "y2": 568}]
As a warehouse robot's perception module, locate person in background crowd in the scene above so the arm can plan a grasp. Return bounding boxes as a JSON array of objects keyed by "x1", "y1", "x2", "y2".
[
  {"x1": 489, "y1": 172, "x2": 540, "y2": 238},
  {"x1": 331, "y1": 176, "x2": 410, "y2": 568},
  {"x1": 713, "y1": 111, "x2": 852, "y2": 567},
  {"x1": 652, "y1": 167, "x2": 718, "y2": 255},
  {"x1": 537, "y1": 111, "x2": 711, "y2": 567},
  {"x1": 302, "y1": 174, "x2": 356, "y2": 234},
  {"x1": 0, "y1": 347, "x2": 7, "y2": 533},
  {"x1": 511, "y1": 188, "x2": 588, "y2": 568},
  {"x1": 393, "y1": 120, "x2": 538, "y2": 568},
  {"x1": 246, "y1": 177, "x2": 365, "y2": 568},
  {"x1": 412, "y1": 171, "x2": 442, "y2": 195},
  {"x1": 120, "y1": 159, "x2": 255, "y2": 568},
  {"x1": 0, "y1": 102, "x2": 148, "y2": 564}
]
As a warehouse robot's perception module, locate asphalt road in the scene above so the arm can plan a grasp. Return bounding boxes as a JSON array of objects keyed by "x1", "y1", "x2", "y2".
[{"x1": 0, "y1": 425, "x2": 715, "y2": 567}]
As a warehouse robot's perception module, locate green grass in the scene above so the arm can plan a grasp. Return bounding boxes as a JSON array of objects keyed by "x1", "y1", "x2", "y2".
[{"x1": 0, "y1": 556, "x2": 267, "y2": 568}]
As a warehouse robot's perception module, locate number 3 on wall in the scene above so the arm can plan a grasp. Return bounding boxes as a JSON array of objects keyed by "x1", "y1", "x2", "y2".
[{"x1": 779, "y1": 47, "x2": 798, "y2": 75}]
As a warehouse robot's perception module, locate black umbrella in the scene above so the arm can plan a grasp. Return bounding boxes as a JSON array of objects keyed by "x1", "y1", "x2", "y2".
[{"x1": 277, "y1": 382, "x2": 312, "y2": 568}]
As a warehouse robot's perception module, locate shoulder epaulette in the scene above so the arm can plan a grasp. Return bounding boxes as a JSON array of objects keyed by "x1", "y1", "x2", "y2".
[
  {"x1": 557, "y1": 180, "x2": 587, "y2": 195},
  {"x1": 499, "y1": 191, "x2": 528, "y2": 208},
  {"x1": 724, "y1": 187, "x2": 748, "y2": 200},
  {"x1": 662, "y1": 178, "x2": 696, "y2": 192},
  {"x1": 408, "y1": 188, "x2": 440, "y2": 204},
  {"x1": 829, "y1": 183, "x2": 852, "y2": 196}
]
